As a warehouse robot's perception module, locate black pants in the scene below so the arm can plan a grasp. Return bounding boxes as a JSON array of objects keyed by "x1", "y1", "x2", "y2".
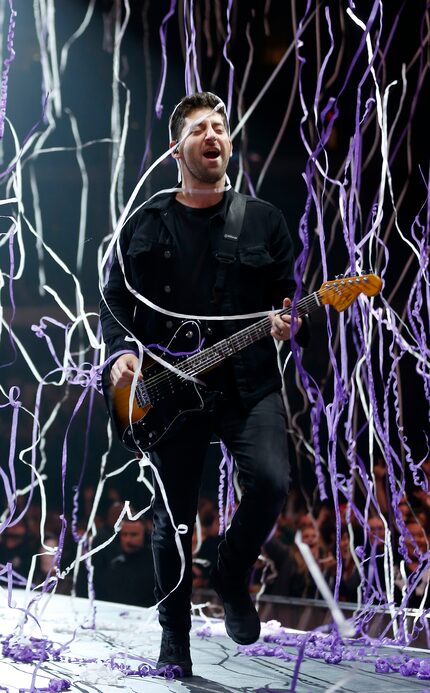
[{"x1": 150, "y1": 391, "x2": 290, "y2": 633}]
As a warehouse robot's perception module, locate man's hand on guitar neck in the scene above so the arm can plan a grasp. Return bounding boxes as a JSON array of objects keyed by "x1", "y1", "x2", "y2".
[
  {"x1": 110, "y1": 353, "x2": 143, "y2": 388},
  {"x1": 269, "y1": 297, "x2": 302, "y2": 342}
]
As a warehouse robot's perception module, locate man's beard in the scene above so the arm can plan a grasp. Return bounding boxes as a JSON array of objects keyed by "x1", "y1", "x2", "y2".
[{"x1": 181, "y1": 155, "x2": 228, "y2": 185}]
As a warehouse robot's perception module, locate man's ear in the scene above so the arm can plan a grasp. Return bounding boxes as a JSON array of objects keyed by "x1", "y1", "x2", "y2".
[
  {"x1": 229, "y1": 141, "x2": 233, "y2": 158},
  {"x1": 170, "y1": 140, "x2": 180, "y2": 157}
]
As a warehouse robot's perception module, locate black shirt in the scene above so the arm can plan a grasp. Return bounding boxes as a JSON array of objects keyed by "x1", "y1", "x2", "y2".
[
  {"x1": 171, "y1": 199, "x2": 238, "y2": 399},
  {"x1": 171, "y1": 200, "x2": 219, "y2": 315}
]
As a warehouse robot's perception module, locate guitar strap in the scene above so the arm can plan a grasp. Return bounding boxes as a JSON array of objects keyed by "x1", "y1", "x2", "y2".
[{"x1": 212, "y1": 192, "x2": 247, "y2": 306}]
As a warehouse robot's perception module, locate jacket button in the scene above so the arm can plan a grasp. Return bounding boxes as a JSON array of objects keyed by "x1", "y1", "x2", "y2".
[
  {"x1": 166, "y1": 320, "x2": 173, "y2": 329},
  {"x1": 207, "y1": 327, "x2": 213, "y2": 336},
  {"x1": 164, "y1": 250, "x2": 172, "y2": 259},
  {"x1": 164, "y1": 285, "x2": 171, "y2": 293}
]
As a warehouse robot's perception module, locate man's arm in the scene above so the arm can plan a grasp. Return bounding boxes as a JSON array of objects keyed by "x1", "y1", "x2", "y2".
[{"x1": 99, "y1": 226, "x2": 141, "y2": 385}]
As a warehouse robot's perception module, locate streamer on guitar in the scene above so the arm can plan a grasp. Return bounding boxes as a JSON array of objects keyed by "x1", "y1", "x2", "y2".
[{"x1": 103, "y1": 273, "x2": 382, "y2": 452}]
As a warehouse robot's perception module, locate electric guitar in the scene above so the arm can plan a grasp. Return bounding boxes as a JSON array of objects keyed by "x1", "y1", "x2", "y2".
[{"x1": 103, "y1": 274, "x2": 382, "y2": 452}]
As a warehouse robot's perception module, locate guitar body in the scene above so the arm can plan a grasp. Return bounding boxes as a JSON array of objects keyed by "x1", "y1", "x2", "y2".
[{"x1": 103, "y1": 321, "x2": 215, "y2": 452}]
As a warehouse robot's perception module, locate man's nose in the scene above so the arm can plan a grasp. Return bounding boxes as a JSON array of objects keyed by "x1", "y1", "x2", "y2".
[{"x1": 204, "y1": 126, "x2": 217, "y2": 140}]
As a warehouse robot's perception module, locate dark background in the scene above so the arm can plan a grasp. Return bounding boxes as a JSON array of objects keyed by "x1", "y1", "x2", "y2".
[{"x1": 0, "y1": 0, "x2": 429, "y2": 517}]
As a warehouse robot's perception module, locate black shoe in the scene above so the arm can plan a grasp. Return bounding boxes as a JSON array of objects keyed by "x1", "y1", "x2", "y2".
[
  {"x1": 156, "y1": 629, "x2": 193, "y2": 677},
  {"x1": 211, "y1": 567, "x2": 261, "y2": 645}
]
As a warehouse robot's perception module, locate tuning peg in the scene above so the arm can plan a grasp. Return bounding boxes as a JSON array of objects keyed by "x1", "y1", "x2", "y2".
[{"x1": 335, "y1": 273, "x2": 344, "y2": 280}]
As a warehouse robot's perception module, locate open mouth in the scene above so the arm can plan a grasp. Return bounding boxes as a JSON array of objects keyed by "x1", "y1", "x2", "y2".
[{"x1": 203, "y1": 149, "x2": 220, "y2": 159}]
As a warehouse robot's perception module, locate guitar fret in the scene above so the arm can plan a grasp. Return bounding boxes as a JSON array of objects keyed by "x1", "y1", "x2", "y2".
[
  {"x1": 147, "y1": 292, "x2": 323, "y2": 383},
  {"x1": 185, "y1": 321, "x2": 270, "y2": 375},
  {"x1": 146, "y1": 284, "x2": 365, "y2": 386},
  {"x1": 191, "y1": 293, "x2": 317, "y2": 375},
  {"x1": 182, "y1": 296, "x2": 318, "y2": 377}
]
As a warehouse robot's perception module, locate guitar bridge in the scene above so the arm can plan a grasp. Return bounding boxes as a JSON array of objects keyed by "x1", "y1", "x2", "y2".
[{"x1": 135, "y1": 381, "x2": 151, "y2": 407}]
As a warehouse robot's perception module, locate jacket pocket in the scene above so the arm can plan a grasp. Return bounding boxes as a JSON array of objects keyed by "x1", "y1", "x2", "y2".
[
  {"x1": 126, "y1": 238, "x2": 153, "y2": 256},
  {"x1": 126, "y1": 235, "x2": 174, "y2": 295},
  {"x1": 127, "y1": 234, "x2": 175, "y2": 270},
  {"x1": 127, "y1": 235, "x2": 172, "y2": 258},
  {"x1": 238, "y1": 245, "x2": 274, "y2": 268}
]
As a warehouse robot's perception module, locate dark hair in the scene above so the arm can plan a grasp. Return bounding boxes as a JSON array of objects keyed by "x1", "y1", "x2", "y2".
[
  {"x1": 169, "y1": 92, "x2": 229, "y2": 142},
  {"x1": 121, "y1": 515, "x2": 146, "y2": 528}
]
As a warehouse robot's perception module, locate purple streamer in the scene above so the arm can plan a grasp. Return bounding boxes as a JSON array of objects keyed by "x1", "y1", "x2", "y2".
[
  {"x1": 221, "y1": 0, "x2": 234, "y2": 119},
  {"x1": 184, "y1": 0, "x2": 202, "y2": 94},
  {"x1": 155, "y1": 0, "x2": 177, "y2": 118},
  {"x1": 0, "y1": 221, "x2": 18, "y2": 369},
  {"x1": 188, "y1": 0, "x2": 202, "y2": 92},
  {"x1": 0, "y1": 0, "x2": 16, "y2": 138},
  {"x1": 237, "y1": 625, "x2": 430, "y2": 683},
  {"x1": 0, "y1": 92, "x2": 49, "y2": 179},
  {"x1": 217, "y1": 440, "x2": 236, "y2": 535},
  {"x1": 242, "y1": 170, "x2": 256, "y2": 197}
]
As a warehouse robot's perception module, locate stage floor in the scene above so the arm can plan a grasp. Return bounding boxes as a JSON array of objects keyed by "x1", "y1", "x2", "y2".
[{"x1": 0, "y1": 592, "x2": 429, "y2": 692}]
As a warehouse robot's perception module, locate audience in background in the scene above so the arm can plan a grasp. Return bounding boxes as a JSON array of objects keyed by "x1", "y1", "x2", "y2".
[{"x1": 2, "y1": 461, "x2": 430, "y2": 612}]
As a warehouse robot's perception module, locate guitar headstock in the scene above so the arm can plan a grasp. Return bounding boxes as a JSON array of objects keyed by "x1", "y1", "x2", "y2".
[{"x1": 319, "y1": 274, "x2": 382, "y2": 312}]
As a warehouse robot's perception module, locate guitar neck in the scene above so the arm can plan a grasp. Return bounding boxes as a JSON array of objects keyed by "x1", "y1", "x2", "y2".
[{"x1": 187, "y1": 291, "x2": 322, "y2": 376}]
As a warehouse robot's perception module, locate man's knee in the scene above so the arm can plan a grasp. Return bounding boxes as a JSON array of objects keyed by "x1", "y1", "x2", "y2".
[{"x1": 244, "y1": 468, "x2": 289, "y2": 505}]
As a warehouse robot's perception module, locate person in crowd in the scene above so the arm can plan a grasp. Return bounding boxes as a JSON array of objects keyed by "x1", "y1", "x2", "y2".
[
  {"x1": 415, "y1": 505, "x2": 430, "y2": 534},
  {"x1": 32, "y1": 533, "x2": 72, "y2": 595},
  {"x1": 96, "y1": 517, "x2": 156, "y2": 607},
  {"x1": 191, "y1": 526, "x2": 212, "y2": 593},
  {"x1": 193, "y1": 500, "x2": 222, "y2": 585},
  {"x1": 316, "y1": 501, "x2": 337, "y2": 554},
  {"x1": 263, "y1": 521, "x2": 335, "y2": 599},
  {"x1": 397, "y1": 494, "x2": 411, "y2": 523},
  {"x1": 337, "y1": 525, "x2": 361, "y2": 602},
  {"x1": 0, "y1": 520, "x2": 32, "y2": 579},
  {"x1": 394, "y1": 515, "x2": 430, "y2": 609},
  {"x1": 373, "y1": 457, "x2": 389, "y2": 516},
  {"x1": 26, "y1": 502, "x2": 43, "y2": 554},
  {"x1": 412, "y1": 456, "x2": 430, "y2": 511},
  {"x1": 362, "y1": 514, "x2": 388, "y2": 604}
]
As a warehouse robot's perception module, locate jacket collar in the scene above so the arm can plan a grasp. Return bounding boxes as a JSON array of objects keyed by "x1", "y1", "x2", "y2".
[{"x1": 142, "y1": 186, "x2": 235, "y2": 221}]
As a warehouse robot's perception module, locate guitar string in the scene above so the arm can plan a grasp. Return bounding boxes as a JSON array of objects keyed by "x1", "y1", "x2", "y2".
[
  {"x1": 139, "y1": 291, "x2": 321, "y2": 399},
  {"x1": 136, "y1": 278, "x2": 376, "y2": 401},
  {"x1": 139, "y1": 281, "x2": 369, "y2": 400},
  {"x1": 142, "y1": 277, "x2": 377, "y2": 393},
  {"x1": 139, "y1": 292, "x2": 319, "y2": 394}
]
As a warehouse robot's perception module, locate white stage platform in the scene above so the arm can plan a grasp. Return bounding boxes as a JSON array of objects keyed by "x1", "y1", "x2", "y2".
[{"x1": 1, "y1": 591, "x2": 430, "y2": 692}]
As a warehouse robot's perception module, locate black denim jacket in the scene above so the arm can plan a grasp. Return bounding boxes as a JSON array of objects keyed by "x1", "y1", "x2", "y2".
[{"x1": 99, "y1": 189, "x2": 310, "y2": 409}]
